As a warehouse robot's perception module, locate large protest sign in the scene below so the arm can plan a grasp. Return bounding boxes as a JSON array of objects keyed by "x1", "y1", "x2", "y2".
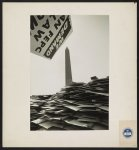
[{"x1": 30, "y1": 15, "x2": 72, "y2": 59}]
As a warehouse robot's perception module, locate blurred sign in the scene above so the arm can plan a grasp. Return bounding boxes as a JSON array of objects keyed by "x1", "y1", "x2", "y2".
[{"x1": 30, "y1": 15, "x2": 72, "y2": 59}]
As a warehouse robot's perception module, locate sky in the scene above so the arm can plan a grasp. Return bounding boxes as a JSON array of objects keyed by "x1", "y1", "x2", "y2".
[{"x1": 30, "y1": 15, "x2": 109, "y2": 95}]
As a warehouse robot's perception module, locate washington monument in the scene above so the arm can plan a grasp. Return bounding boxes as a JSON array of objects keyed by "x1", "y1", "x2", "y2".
[{"x1": 65, "y1": 47, "x2": 73, "y2": 86}]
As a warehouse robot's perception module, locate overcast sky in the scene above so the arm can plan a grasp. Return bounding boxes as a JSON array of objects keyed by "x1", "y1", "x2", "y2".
[{"x1": 30, "y1": 15, "x2": 109, "y2": 95}]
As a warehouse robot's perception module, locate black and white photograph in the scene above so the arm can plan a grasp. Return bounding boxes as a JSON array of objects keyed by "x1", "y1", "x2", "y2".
[
  {"x1": 3, "y1": 2, "x2": 137, "y2": 147},
  {"x1": 30, "y1": 15, "x2": 109, "y2": 130}
]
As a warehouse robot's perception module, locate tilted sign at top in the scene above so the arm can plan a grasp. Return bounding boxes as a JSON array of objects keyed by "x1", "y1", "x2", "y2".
[{"x1": 30, "y1": 15, "x2": 73, "y2": 59}]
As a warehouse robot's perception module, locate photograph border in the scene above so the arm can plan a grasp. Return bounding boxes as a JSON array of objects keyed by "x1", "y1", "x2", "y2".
[{"x1": 1, "y1": 0, "x2": 138, "y2": 149}]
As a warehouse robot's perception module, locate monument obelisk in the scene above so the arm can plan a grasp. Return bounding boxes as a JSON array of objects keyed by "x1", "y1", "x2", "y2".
[{"x1": 65, "y1": 47, "x2": 73, "y2": 86}]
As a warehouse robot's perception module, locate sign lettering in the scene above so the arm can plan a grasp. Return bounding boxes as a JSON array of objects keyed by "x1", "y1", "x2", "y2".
[{"x1": 30, "y1": 15, "x2": 72, "y2": 59}]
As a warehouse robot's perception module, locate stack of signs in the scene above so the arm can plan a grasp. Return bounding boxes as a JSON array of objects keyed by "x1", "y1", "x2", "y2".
[
  {"x1": 30, "y1": 76, "x2": 109, "y2": 130},
  {"x1": 30, "y1": 15, "x2": 73, "y2": 59}
]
